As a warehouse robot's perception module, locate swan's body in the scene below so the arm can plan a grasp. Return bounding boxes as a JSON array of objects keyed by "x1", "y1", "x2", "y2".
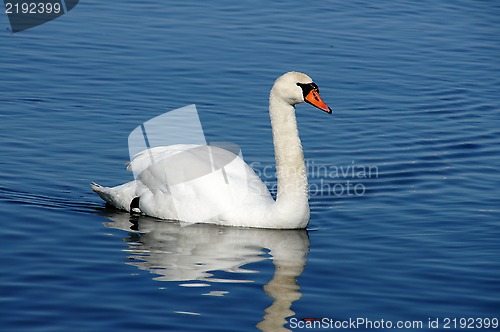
[{"x1": 92, "y1": 72, "x2": 331, "y2": 229}]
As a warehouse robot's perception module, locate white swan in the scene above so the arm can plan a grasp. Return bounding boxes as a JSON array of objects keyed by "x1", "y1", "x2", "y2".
[{"x1": 92, "y1": 72, "x2": 332, "y2": 229}]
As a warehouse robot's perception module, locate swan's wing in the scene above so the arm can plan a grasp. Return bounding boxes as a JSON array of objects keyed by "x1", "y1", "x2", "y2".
[
  {"x1": 128, "y1": 144, "x2": 273, "y2": 222},
  {"x1": 127, "y1": 144, "x2": 199, "y2": 177},
  {"x1": 91, "y1": 145, "x2": 193, "y2": 211}
]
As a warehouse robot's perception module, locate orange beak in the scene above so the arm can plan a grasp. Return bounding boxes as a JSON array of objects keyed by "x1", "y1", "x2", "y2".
[{"x1": 305, "y1": 89, "x2": 332, "y2": 114}]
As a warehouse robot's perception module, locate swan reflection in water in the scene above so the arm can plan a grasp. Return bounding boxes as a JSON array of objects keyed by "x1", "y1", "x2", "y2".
[{"x1": 102, "y1": 211, "x2": 310, "y2": 332}]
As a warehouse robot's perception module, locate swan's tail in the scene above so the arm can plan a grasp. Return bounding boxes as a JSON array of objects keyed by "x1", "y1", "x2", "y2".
[{"x1": 91, "y1": 181, "x2": 138, "y2": 212}]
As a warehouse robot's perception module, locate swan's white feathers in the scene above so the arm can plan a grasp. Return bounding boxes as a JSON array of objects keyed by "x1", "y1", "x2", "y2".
[
  {"x1": 94, "y1": 144, "x2": 274, "y2": 225},
  {"x1": 91, "y1": 181, "x2": 142, "y2": 211},
  {"x1": 92, "y1": 71, "x2": 330, "y2": 229}
]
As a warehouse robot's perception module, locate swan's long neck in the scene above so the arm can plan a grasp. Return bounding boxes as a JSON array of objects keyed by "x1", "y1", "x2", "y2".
[{"x1": 269, "y1": 91, "x2": 310, "y2": 226}]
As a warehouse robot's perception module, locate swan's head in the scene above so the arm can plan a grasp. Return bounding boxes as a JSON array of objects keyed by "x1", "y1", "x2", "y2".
[{"x1": 271, "y1": 71, "x2": 332, "y2": 114}]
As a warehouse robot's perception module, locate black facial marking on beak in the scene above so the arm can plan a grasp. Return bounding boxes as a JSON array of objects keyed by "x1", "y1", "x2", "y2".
[{"x1": 297, "y1": 82, "x2": 319, "y2": 99}]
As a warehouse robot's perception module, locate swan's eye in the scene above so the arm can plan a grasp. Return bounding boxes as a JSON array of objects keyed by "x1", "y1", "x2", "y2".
[{"x1": 297, "y1": 82, "x2": 319, "y2": 98}]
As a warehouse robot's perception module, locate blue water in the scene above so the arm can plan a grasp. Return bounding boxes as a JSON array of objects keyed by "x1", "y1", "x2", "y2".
[{"x1": 1, "y1": 1, "x2": 500, "y2": 331}]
